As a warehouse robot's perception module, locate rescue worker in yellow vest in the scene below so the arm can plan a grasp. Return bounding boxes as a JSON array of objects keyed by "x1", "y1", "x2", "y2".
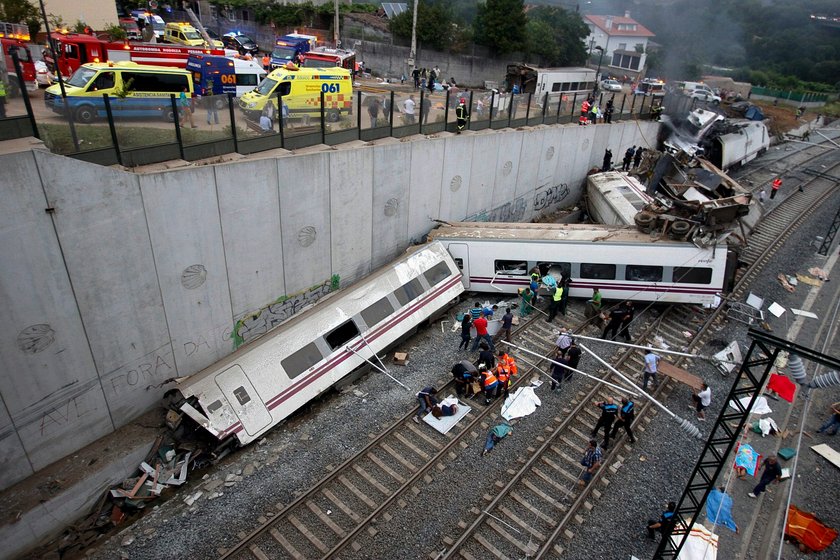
[
  {"x1": 0, "y1": 80, "x2": 6, "y2": 118},
  {"x1": 546, "y1": 283, "x2": 563, "y2": 323},
  {"x1": 456, "y1": 97, "x2": 469, "y2": 134},
  {"x1": 496, "y1": 350, "x2": 519, "y2": 398},
  {"x1": 480, "y1": 365, "x2": 499, "y2": 405}
]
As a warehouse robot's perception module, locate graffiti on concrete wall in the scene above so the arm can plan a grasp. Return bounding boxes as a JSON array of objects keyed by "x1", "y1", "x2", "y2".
[
  {"x1": 533, "y1": 183, "x2": 571, "y2": 211},
  {"x1": 465, "y1": 196, "x2": 527, "y2": 223},
  {"x1": 232, "y1": 274, "x2": 340, "y2": 348}
]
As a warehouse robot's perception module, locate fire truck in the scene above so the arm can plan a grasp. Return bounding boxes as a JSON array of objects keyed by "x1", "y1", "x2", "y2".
[
  {"x1": 0, "y1": 21, "x2": 37, "y2": 95},
  {"x1": 301, "y1": 47, "x2": 355, "y2": 72},
  {"x1": 48, "y1": 32, "x2": 226, "y2": 78}
]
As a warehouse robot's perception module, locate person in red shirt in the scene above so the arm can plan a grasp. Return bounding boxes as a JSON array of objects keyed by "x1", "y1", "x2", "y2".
[
  {"x1": 470, "y1": 311, "x2": 494, "y2": 352},
  {"x1": 770, "y1": 177, "x2": 782, "y2": 199}
]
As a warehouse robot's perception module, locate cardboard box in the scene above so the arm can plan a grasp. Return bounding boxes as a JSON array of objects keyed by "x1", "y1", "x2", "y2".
[{"x1": 393, "y1": 352, "x2": 409, "y2": 366}]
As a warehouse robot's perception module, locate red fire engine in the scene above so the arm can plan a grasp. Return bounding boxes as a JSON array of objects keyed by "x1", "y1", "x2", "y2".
[
  {"x1": 49, "y1": 32, "x2": 225, "y2": 77},
  {"x1": 0, "y1": 21, "x2": 37, "y2": 95},
  {"x1": 301, "y1": 47, "x2": 355, "y2": 72}
]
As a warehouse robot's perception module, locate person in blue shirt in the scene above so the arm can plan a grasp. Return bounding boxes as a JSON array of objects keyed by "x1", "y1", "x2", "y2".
[
  {"x1": 610, "y1": 397, "x2": 636, "y2": 443},
  {"x1": 647, "y1": 501, "x2": 677, "y2": 539},
  {"x1": 469, "y1": 302, "x2": 483, "y2": 320},
  {"x1": 591, "y1": 397, "x2": 619, "y2": 449}
]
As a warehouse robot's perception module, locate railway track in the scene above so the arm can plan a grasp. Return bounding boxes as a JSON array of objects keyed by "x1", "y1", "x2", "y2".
[{"x1": 218, "y1": 145, "x2": 839, "y2": 560}]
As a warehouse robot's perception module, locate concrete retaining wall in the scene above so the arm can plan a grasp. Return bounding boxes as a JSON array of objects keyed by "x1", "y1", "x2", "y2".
[{"x1": 0, "y1": 120, "x2": 659, "y2": 490}]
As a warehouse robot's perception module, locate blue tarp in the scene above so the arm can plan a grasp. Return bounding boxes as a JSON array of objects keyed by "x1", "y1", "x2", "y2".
[
  {"x1": 706, "y1": 488, "x2": 738, "y2": 533},
  {"x1": 745, "y1": 105, "x2": 765, "y2": 121}
]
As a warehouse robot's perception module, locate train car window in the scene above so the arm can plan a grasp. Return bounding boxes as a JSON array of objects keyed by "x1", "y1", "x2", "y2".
[
  {"x1": 580, "y1": 263, "x2": 617, "y2": 279},
  {"x1": 325, "y1": 320, "x2": 360, "y2": 350},
  {"x1": 673, "y1": 267, "x2": 713, "y2": 284},
  {"x1": 394, "y1": 278, "x2": 424, "y2": 306},
  {"x1": 625, "y1": 265, "x2": 663, "y2": 282},
  {"x1": 281, "y1": 342, "x2": 324, "y2": 379},
  {"x1": 424, "y1": 261, "x2": 452, "y2": 286},
  {"x1": 537, "y1": 262, "x2": 571, "y2": 278},
  {"x1": 233, "y1": 386, "x2": 252, "y2": 405},
  {"x1": 361, "y1": 296, "x2": 394, "y2": 328},
  {"x1": 495, "y1": 260, "x2": 528, "y2": 275}
]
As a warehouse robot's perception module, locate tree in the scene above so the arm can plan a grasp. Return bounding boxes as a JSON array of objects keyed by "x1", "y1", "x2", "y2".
[
  {"x1": 474, "y1": 0, "x2": 526, "y2": 55},
  {"x1": 0, "y1": 0, "x2": 41, "y2": 37},
  {"x1": 525, "y1": 6, "x2": 588, "y2": 66},
  {"x1": 389, "y1": 1, "x2": 456, "y2": 52}
]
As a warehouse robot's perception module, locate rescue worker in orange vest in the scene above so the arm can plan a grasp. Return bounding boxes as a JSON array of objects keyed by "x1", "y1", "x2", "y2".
[
  {"x1": 770, "y1": 177, "x2": 782, "y2": 199},
  {"x1": 262, "y1": 54, "x2": 270, "y2": 71},
  {"x1": 496, "y1": 350, "x2": 519, "y2": 398},
  {"x1": 580, "y1": 99, "x2": 591, "y2": 126},
  {"x1": 480, "y1": 366, "x2": 500, "y2": 405}
]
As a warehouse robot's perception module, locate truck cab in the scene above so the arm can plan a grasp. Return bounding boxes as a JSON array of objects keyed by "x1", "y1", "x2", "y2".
[
  {"x1": 270, "y1": 34, "x2": 315, "y2": 69},
  {"x1": 0, "y1": 25, "x2": 37, "y2": 96}
]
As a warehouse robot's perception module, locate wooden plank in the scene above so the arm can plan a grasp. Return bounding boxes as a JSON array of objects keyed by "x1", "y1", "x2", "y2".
[
  {"x1": 382, "y1": 442, "x2": 419, "y2": 471},
  {"x1": 289, "y1": 514, "x2": 328, "y2": 553},
  {"x1": 353, "y1": 464, "x2": 391, "y2": 496},
  {"x1": 248, "y1": 544, "x2": 272, "y2": 560},
  {"x1": 498, "y1": 505, "x2": 547, "y2": 541},
  {"x1": 338, "y1": 475, "x2": 377, "y2": 509},
  {"x1": 487, "y1": 519, "x2": 538, "y2": 556},
  {"x1": 474, "y1": 532, "x2": 512, "y2": 560},
  {"x1": 270, "y1": 527, "x2": 306, "y2": 559},
  {"x1": 322, "y1": 488, "x2": 362, "y2": 523},
  {"x1": 658, "y1": 361, "x2": 703, "y2": 390},
  {"x1": 394, "y1": 432, "x2": 431, "y2": 460},
  {"x1": 306, "y1": 500, "x2": 346, "y2": 538},
  {"x1": 811, "y1": 443, "x2": 840, "y2": 469},
  {"x1": 367, "y1": 452, "x2": 406, "y2": 484}
]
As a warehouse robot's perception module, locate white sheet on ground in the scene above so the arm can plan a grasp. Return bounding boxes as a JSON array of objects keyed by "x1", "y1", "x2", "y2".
[
  {"x1": 671, "y1": 522, "x2": 718, "y2": 560},
  {"x1": 728, "y1": 396, "x2": 772, "y2": 415},
  {"x1": 758, "y1": 417, "x2": 779, "y2": 437},
  {"x1": 423, "y1": 396, "x2": 471, "y2": 434},
  {"x1": 501, "y1": 387, "x2": 541, "y2": 421}
]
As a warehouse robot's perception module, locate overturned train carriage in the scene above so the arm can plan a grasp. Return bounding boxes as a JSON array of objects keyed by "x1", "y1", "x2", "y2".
[{"x1": 171, "y1": 242, "x2": 465, "y2": 446}]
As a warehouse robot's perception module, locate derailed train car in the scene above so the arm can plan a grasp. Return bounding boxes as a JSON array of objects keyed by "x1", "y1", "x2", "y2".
[{"x1": 169, "y1": 242, "x2": 464, "y2": 448}]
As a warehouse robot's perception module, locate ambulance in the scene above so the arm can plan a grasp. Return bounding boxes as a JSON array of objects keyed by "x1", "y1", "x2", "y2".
[
  {"x1": 186, "y1": 53, "x2": 266, "y2": 98},
  {"x1": 44, "y1": 61, "x2": 193, "y2": 123},
  {"x1": 238, "y1": 65, "x2": 352, "y2": 122},
  {"x1": 163, "y1": 22, "x2": 222, "y2": 48}
]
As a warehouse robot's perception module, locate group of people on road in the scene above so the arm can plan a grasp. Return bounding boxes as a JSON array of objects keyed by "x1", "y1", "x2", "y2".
[
  {"x1": 579, "y1": 95, "x2": 616, "y2": 125},
  {"x1": 603, "y1": 145, "x2": 645, "y2": 172}
]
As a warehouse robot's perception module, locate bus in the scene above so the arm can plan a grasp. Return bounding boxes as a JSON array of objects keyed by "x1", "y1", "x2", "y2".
[{"x1": 505, "y1": 64, "x2": 596, "y2": 101}]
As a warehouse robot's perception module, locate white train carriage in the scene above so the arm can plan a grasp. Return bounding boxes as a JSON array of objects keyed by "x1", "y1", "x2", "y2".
[
  {"x1": 710, "y1": 120, "x2": 769, "y2": 171},
  {"x1": 174, "y1": 242, "x2": 464, "y2": 446},
  {"x1": 429, "y1": 222, "x2": 730, "y2": 306}
]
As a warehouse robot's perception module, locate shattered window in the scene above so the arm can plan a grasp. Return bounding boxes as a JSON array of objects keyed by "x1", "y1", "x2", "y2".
[{"x1": 495, "y1": 260, "x2": 528, "y2": 276}]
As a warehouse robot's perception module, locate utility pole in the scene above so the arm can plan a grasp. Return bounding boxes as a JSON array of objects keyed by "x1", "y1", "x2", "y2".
[
  {"x1": 408, "y1": 0, "x2": 418, "y2": 76},
  {"x1": 334, "y1": 0, "x2": 340, "y2": 47}
]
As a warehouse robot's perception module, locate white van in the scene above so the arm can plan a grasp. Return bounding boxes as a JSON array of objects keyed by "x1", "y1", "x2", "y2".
[{"x1": 676, "y1": 81, "x2": 721, "y2": 104}]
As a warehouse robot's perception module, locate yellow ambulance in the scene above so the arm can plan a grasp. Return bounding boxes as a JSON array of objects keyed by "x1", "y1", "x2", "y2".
[
  {"x1": 164, "y1": 22, "x2": 222, "y2": 48},
  {"x1": 238, "y1": 64, "x2": 352, "y2": 123}
]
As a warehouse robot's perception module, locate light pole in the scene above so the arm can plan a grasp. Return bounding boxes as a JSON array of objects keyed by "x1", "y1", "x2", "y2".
[
  {"x1": 408, "y1": 0, "x2": 419, "y2": 77},
  {"x1": 594, "y1": 46, "x2": 605, "y2": 82}
]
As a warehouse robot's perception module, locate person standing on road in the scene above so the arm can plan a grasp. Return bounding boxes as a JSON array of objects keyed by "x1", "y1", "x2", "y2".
[
  {"x1": 204, "y1": 80, "x2": 219, "y2": 125},
  {"x1": 592, "y1": 397, "x2": 619, "y2": 449},
  {"x1": 602, "y1": 305, "x2": 625, "y2": 340},
  {"x1": 692, "y1": 382, "x2": 712, "y2": 420},
  {"x1": 421, "y1": 94, "x2": 431, "y2": 125},
  {"x1": 602, "y1": 148, "x2": 613, "y2": 171},
  {"x1": 458, "y1": 313, "x2": 472, "y2": 350},
  {"x1": 622, "y1": 146, "x2": 635, "y2": 171},
  {"x1": 634, "y1": 146, "x2": 644, "y2": 168},
  {"x1": 179, "y1": 87, "x2": 196, "y2": 128},
  {"x1": 642, "y1": 348, "x2": 661, "y2": 391},
  {"x1": 770, "y1": 177, "x2": 783, "y2": 199},
  {"x1": 495, "y1": 350, "x2": 517, "y2": 399},
  {"x1": 498, "y1": 307, "x2": 514, "y2": 343},
  {"x1": 559, "y1": 274, "x2": 572, "y2": 316},
  {"x1": 578, "y1": 439, "x2": 603, "y2": 486},
  {"x1": 456, "y1": 97, "x2": 469, "y2": 133},
  {"x1": 412, "y1": 67, "x2": 420, "y2": 89},
  {"x1": 471, "y1": 311, "x2": 493, "y2": 352},
  {"x1": 367, "y1": 97, "x2": 381, "y2": 128},
  {"x1": 519, "y1": 287, "x2": 533, "y2": 317},
  {"x1": 816, "y1": 401, "x2": 840, "y2": 435},
  {"x1": 748, "y1": 455, "x2": 782, "y2": 498},
  {"x1": 610, "y1": 397, "x2": 636, "y2": 443},
  {"x1": 605, "y1": 97, "x2": 614, "y2": 124},
  {"x1": 262, "y1": 53, "x2": 270, "y2": 71},
  {"x1": 403, "y1": 94, "x2": 416, "y2": 124},
  {"x1": 647, "y1": 502, "x2": 677, "y2": 540},
  {"x1": 547, "y1": 283, "x2": 564, "y2": 323},
  {"x1": 618, "y1": 301, "x2": 634, "y2": 342}
]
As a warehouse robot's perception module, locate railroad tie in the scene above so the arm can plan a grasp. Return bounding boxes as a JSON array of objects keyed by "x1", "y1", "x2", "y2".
[
  {"x1": 288, "y1": 514, "x2": 328, "y2": 553},
  {"x1": 394, "y1": 432, "x2": 431, "y2": 460},
  {"x1": 540, "y1": 454, "x2": 579, "y2": 484},
  {"x1": 338, "y1": 474, "x2": 377, "y2": 509},
  {"x1": 475, "y1": 530, "x2": 514, "y2": 560},
  {"x1": 270, "y1": 527, "x2": 306, "y2": 559},
  {"x1": 498, "y1": 505, "x2": 547, "y2": 540},
  {"x1": 509, "y1": 491, "x2": 555, "y2": 524},
  {"x1": 306, "y1": 500, "x2": 347, "y2": 537},
  {"x1": 531, "y1": 467, "x2": 574, "y2": 500},
  {"x1": 522, "y1": 478, "x2": 566, "y2": 511},
  {"x1": 352, "y1": 463, "x2": 391, "y2": 495},
  {"x1": 367, "y1": 452, "x2": 406, "y2": 484},
  {"x1": 487, "y1": 518, "x2": 539, "y2": 556},
  {"x1": 322, "y1": 488, "x2": 362, "y2": 523},
  {"x1": 247, "y1": 544, "x2": 272, "y2": 560},
  {"x1": 407, "y1": 422, "x2": 445, "y2": 449}
]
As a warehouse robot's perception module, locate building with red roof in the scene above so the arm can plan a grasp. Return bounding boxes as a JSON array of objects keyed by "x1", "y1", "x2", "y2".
[{"x1": 583, "y1": 11, "x2": 655, "y2": 79}]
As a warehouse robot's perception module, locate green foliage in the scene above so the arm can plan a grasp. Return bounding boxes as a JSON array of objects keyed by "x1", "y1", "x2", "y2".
[
  {"x1": 474, "y1": 0, "x2": 526, "y2": 55},
  {"x1": 73, "y1": 20, "x2": 87, "y2": 33},
  {"x1": 389, "y1": 1, "x2": 456, "y2": 52},
  {"x1": 208, "y1": 0, "x2": 378, "y2": 28},
  {"x1": 524, "y1": 6, "x2": 588, "y2": 66},
  {"x1": 0, "y1": 0, "x2": 38, "y2": 24},
  {"x1": 104, "y1": 23, "x2": 127, "y2": 41}
]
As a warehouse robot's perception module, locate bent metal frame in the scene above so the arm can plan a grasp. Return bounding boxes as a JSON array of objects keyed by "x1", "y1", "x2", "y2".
[{"x1": 654, "y1": 328, "x2": 840, "y2": 559}]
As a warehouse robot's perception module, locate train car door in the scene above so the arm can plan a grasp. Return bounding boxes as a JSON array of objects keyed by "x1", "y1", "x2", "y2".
[
  {"x1": 214, "y1": 365, "x2": 272, "y2": 436},
  {"x1": 446, "y1": 243, "x2": 470, "y2": 289}
]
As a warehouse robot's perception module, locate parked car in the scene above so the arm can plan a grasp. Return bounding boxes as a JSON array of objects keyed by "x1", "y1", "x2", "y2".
[
  {"x1": 223, "y1": 32, "x2": 259, "y2": 55},
  {"x1": 34, "y1": 59, "x2": 54, "y2": 87},
  {"x1": 600, "y1": 79, "x2": 622, "y2": 92}
]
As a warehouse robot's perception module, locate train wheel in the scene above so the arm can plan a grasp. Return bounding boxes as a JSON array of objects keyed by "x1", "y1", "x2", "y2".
[
  {"x1": 671, "y1": 220, "x2": 691, "y2": 238},
  {"x1": 634, "y1": 211, "x2": 656, "y2": 232}
]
